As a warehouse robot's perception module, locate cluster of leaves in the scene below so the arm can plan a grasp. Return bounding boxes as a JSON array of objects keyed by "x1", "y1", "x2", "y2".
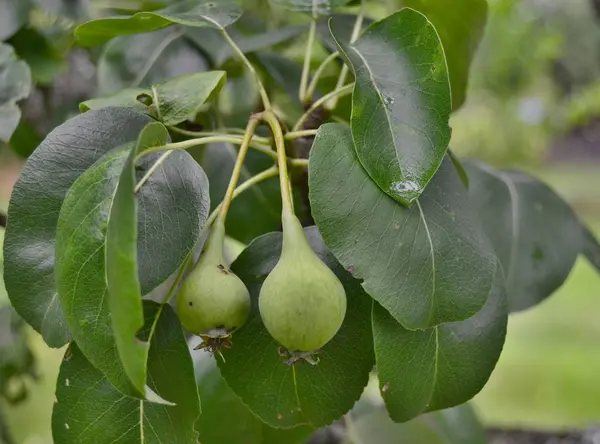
[{"x1": 2, "y1": 0, "x2": 600, "y2": 443}]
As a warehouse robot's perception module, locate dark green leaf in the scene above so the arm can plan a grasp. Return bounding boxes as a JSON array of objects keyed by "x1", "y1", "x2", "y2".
[
  {"x1": 253, "y1": 51, "x2": 303, "y2": 105},
  {"x1": 218, "y1": 227, "x2": 374, "y2": 429},
  {"x1": 465, "y1": 161, "x2": 583, "y2": 312},
  {"x1": 4, "y1": 108, "x2": 149, "y2": 348},
  {"x1": 581, "y1": 223, "x2": 600, "y2": 272},
  {"x1": 195, "y1": 354, "x2": 313, "y2": 444},
  {"x1": 308, "y1": 124, "x2": 496, "y2": 329},
  {"x1": 201, "y1": 144, "x2": 281, "y2": 244},
  {"x1": 402, "y1": 0, "x2": 488, "y2": 110},
  {"x1": 8, "y1": 27, "x2": 67, "y2": 85},
  {"x1": 83, "y1": 71, "x2": 226, "y2": 125},
  {"x1": 186, "y1": 25, "x2": 304, "y2": 67},
  {"x1": 105, "y1": 123, "x2": 169, "y2": 396},
  {"x1": 97, "y1": 28, "x2": 209, "y2": 95},
  {"x1": 55, "y1": 120, "x2": 209, "y2": 395},
  {"x1": 0, "y1": 44, "x2": 32, "y2": 142},
  {"x1": 374, "y1": 266, "x2": 507, "y2": 422},
  {"x1": 345, "y1": 404, "x2": 485, "y2": 444},
  {"x1": 316, "y1": 14, "x2": 373, "y2": 52},
  {"x1": 8, "y1": 119, "x2": 41, "y2": 159},
  {"x1": 75, "y1": 0, "x2": 243, "y2": 47},
  {"x1": 268, "y1": 0, "x2": 351, "y2": 15},
  {"x1": 331, "y1": 9, "x2": 452, "y2": 205},
  {"x1": 52, "y1": 303, "x2": 201, "y2": 444},
  {"x1": 0, "y1": 0, "x2": 30, "y2": 40}
]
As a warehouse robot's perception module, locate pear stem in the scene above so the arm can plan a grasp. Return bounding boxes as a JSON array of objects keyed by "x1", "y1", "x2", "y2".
[
  {"x1": 217, "y1": 117, "x2": 261, "y2": 223},
  {"x1": 259, "y1": 110, "x2": 295, "y2": 213}
]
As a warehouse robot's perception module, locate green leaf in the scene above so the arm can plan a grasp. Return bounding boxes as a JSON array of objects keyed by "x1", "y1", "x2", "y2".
[
  {"x1": 218, "y1": 227, "x2": 374, "y2": 429},
  {"x1": 346, "y1": 404, "x2": 485, "y2": 444},
  {"x1": 186, "y1": 25, "x2": 305, "y2": 67},
  {"x1": 195, "y1": 354, "x2": 313, "y2": 444},
  {"x1": 581, "y1": 223, "x2": 600, "y2": 272},
  {"x1": 268, "y1": 0, "x2": 351, "y2": 15},
  {"x1": 8, "y1": 27, "x2": 67, "y2": 85},
  {"x1": 75, "y1": 0, "x2": 243, "y2": 47},
  {"x1": 402, "y1": 0, "x2": 488, "y2": 110},
  {"x1": 374, "y1": 266, "x2": 507, "y2": 422},
  {"x1": 0, "y1": 0, "x2": 30, "y2": 40},
  {"x1": 97, "y1": 28, "x2": 209, "y2": 95},
  {"x1": 308, "y1": 124, "x2": 497, "y2": 329},
  {"x1": 316, "y1": 14, "x2": 373, "y2": 53},
  {"x1": 83, "y1": 71, "x2": 226, "y2": 125},
  {"x1": 331, "y1": 9, "x2": 452, "y2": 205},
  {"x1": 55, "y1": 121, "x2": 209, "y2": 395},
  {"x1": 465, "y1": 161, "x2": 583, "y2": 312},
  {"x1": 0, "y1": 44, "x2": 32, "y2": 142},
  {"x1": 105, "y1": 123, "x2": 168, "y2": 396},
  {"x1": 201, "y1": 144, "x2": 282, "y2": 244},
  {"x1": 52, "y1": 303, "x2": 201, "y2": 444},
  {"x1": 4, "y1": 108, "x2": 149, "y2": 347}
]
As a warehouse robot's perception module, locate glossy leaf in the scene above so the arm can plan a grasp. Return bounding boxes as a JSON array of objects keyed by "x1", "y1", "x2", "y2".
[
  {"x1": 345, "y1": 404, "x2": 485, "y2": 444},
  {"x1": 581, "y1": 223, "x2": 600, "y2": 273},
  {"x1": 52, "y1": 303, "x2": 201, "y2": 444},
  {"x1": 83, "y1": 71, "x2": 226, "y2": 125},
  {"x1": 55, "y1": 122, "x2": 209, "y2": 395},
  {"x1": 97, "y1": 28, "x2": 209, "y2": 95},
  {"x1": 465, "y1": 161, "x2": 583, "y2": 312},
  {"x1": 186, "y1": 25, "x2": 304, "y2": 67},
  {"x1": 331, "y1": 9, "x2": 452, "y2": 205},
  {"x1": 201, "y1": 144, "x2": 281, "y2": 244},
  {"x1": 374, "y1": 266, "x2": 507, "y2": 422},
  {"x1": 218, "y1": 227, "x2": 374, "y2": 429},
  {"x1": 75, "y1": 0, "x2": 243, "y2": 47},
  {"x1": 0, "y1": 44, "x2": 32, "y2": 142},
  {"x1": 195, "y1": 354, "x2": 313, "y2": 444},
  {"x1": 268, "y1": 0, "x2": 351, "y2": 15},
  {"x1": 0, "y1": 0, "x2": 30, "y2": 40},
  {"x1": 4, "y1": 108, "x2": 148, "y2": 347},
  {"x1": 309, "y1": 124, "x2": 496, "y2": 329},
  {"x1": 105, "y1": 123, "x2": 168, "y2": 396},
  {"x1": 402, "y1": 0, "x2": 488, "y2": 110}
]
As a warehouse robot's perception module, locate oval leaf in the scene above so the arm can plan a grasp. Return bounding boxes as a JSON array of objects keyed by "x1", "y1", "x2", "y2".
[
  {"x1": 52, "y1": 303, "x2": 201, "y2": 444},
  {"x1": 218, "y1": 227, "x2": 374, "y2": 429},
  {"x1": 56, "y1": 128, "x2": 209, "y2": 395},
  {"x1": 402, "y1": 0, "x2": 488, "y2": 110},
  {"x1": 4, "y1": 108, "x2": 149, "y2": 347},
  {"x1": 0, "y1": 43, "x2": 32, "y2": 142},
  {"x1": 308, "y1": 123, "x2": 496, "y2": 329},
  {"x1": 82, "y1": 71, "x2": 226, "y2": 126},
  {"x1": 464, "y1": 161, "x2": 583, "y2": 312},
  {"x1": 75, "y1": 0, "x2": 243, "y2": 47},
  {"x1": 96, "y1": 28, "x2": 209, "y2": 96},
  {"x1": 374, "y1": 267, "x2": 507, "y2": 423},
  {"x1": 331, "y1": 9, "x2": 452, "y2": 205},
  {"x1": 195, "y1": 354, "x2": 313, "y2": 444}
]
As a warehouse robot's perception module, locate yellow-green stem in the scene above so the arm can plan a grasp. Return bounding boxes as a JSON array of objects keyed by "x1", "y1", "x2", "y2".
[
  {"x1": 218, "y1": 118, "x2": 261, "y2": 222},
  {"x1": 292, "y1": 83, "x2": 354, "y2": 132},
  {"x1": 305, "y1": 51, "x2": 340, "y2": 101},
  {"x1": 285, "y1": 129, "x2": 318, "y2": 140},
  {"x1": 299, "y1": 18, "x2": 317, "y2": 102},
  {"x1": 260, "y1": 110, "x2": 294, "y2": 213}
]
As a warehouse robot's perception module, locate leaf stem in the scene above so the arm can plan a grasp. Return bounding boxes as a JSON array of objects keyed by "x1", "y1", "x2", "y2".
[
  {"x1": 292, "y1": 83, "x2": 354, "y2": 131},
  {"x1": 135, "y1": 151, "x2": 172, "y2": 193},
  {"x1": 305, "y1": 51, "x2": 340, "y2": 101},
  {"x1": 169, "y1": 126, "x2": 266, "y2": 141},
  {"x1": 259, "y1": 110, "x2": 294, "y2": 213},
  {"x1": 327, "y1": 0, "x2": 365, "y2": 109},
  {"x1": 221, "y1": 30, "x2": 272, "y2": 110},
  {"x1": 299, "y1": 18, "x2": 317, "y2": 102},
  {"x1": 285, "y1": 129, "x2": 318, "y2": 140},
  {"x1": 217, "y1": 117, "x2": 261, "y2": 222}
]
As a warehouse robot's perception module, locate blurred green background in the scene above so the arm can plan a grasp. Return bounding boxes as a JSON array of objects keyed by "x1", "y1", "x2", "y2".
[{"x1": 2, "y1": 0, "x2": 600, "y2": 442}]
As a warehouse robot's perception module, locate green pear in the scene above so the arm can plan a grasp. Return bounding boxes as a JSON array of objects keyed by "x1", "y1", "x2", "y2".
[
  {"x1": 177, "y1": 221, "x2": 250, "y2": 336},
  {"x1": 259, "y1": 209, "x2": 347, "y2": 352}
]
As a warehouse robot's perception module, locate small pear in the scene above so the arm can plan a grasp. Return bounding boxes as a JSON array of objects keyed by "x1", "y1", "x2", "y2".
[
  {"x1": 177, "y1": 221, "x2": 251, "y2": 337},
  {"x1": 259, "y1": 209, "x2": 347, "y2": 353}
]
